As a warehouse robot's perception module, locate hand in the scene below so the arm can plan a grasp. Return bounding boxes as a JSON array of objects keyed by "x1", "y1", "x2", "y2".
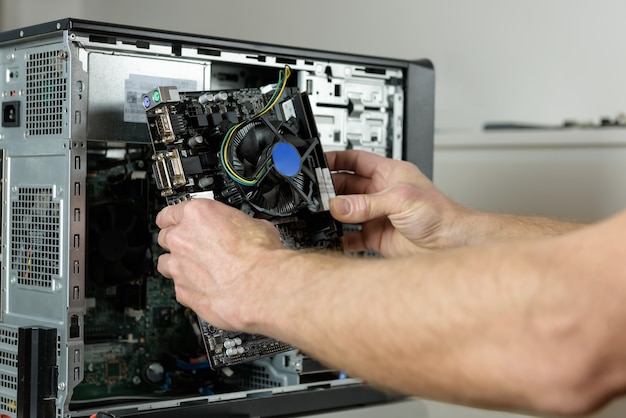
[
  {"x1": 327, "y1": 150, "x2": 471, "y2": 257},
  {"x1": 155, "y1": 199, "x2": 285, "y2": 331}
]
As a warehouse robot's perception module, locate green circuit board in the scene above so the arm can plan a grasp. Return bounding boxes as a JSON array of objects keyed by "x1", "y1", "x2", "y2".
[
  {"x1": 72, "y1": 276, "x2": 194, "y2": 401},
  {"x1": 72, "y1": 147, "x2": 211, "y2": 404}
]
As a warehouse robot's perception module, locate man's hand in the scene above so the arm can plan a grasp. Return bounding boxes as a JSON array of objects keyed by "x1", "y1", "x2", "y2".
[
  {"x1": 327, "y1": 150, "x2": 580, "y2": 256},
  {"x1": 155, "y1": 199, "x2": 286, "y2": 331},
  {"x1": 327, "y1": 150, "x2": 472, "y2": 257}
]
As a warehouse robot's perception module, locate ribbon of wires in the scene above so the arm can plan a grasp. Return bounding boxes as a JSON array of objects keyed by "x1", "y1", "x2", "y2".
[{"x1": 220, "y1": 66, "x2": 292, "y2": 186}]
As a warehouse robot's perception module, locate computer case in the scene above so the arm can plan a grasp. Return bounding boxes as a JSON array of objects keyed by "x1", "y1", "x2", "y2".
[{"x1": 0, "y1": 18, "x2": 434, "y2": 417}]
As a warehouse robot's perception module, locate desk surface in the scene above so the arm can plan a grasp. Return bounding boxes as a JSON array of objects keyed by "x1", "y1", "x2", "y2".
[{"x1": 296, "y1": 398, "x2": 538, "y2": 418}]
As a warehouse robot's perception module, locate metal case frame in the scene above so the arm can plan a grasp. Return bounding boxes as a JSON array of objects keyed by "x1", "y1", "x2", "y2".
[{"x1": 0, "y1": 18, "x2": 434, "y2": 417}]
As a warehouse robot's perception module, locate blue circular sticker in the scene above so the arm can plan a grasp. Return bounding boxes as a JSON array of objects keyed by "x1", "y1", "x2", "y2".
[{"x1": 272, "y1": 142, "x2": 301, "y2": 177}]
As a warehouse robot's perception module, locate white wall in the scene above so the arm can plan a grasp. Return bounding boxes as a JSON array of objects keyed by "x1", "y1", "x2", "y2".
[
  {"x1": 434, "y1": 130, "x2": 626, "y2": 222},
  {"x1": 2, "y1": 0, "x2": 626, "y2": 133}
]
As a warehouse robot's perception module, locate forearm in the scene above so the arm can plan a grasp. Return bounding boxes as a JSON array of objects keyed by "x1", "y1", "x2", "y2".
[
  {"x1": 253, "y1": 245, "x2": 555, "y2": 410},
  {"x1": 158, "y1": 198, "x2": 625, "y2": 414},
  {"x1": 248, "y1": 216, "x2": 626, "y2": 415},
  {"x1": 327, "y1": 149, "x2": 582, "y2": 252},
  {"x1": 454, "y1": 208, "x2": 582, "y2": 246}
]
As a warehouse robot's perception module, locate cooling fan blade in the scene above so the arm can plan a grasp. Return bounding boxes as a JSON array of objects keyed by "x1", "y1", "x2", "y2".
[
  {"x1": 228, "y1": 121, "x2": 317, "y2": 216},
  {"x1": 232, "y1": 122, "x2": 276, "y2": 179}
]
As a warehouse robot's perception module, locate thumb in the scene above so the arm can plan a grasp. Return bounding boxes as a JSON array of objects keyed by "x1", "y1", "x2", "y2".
[{"x1": 330, "y1": 191, "x2": 400, "y2": 224}]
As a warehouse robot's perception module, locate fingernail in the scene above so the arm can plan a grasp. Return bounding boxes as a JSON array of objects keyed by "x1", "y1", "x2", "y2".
[{"x1": 331, "y1": 197, "x2": 351, "y2": 216}]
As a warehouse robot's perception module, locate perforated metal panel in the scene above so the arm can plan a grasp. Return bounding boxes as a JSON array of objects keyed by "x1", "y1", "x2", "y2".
[
  {"x1": 0, "y1": 349, "x2": 17, "y2": 370},
  {"x1": 0, "y1": 329, "x2": 17, "y2": 347},
  {"x1": 233, "y1": 358, "x2": 300, "y2": 390},
  {"x1": 0, "y1": 373, "x2": 17, "y2": 392},
  {"x1": 10, "y1": 186, "x2": 60, "y2": 289},
  {"x1": 0, "y1": 327, "x2": 19, "y2": 418},
  {"x1": 242, "y1": 363, "x2": 283, "y2": 389},
  {"x1": 0, "y1": 395, "x2": 17, "y2": 416},
  {"x1": 25, "y1": 50, "x2": 68, "y2": 136}
]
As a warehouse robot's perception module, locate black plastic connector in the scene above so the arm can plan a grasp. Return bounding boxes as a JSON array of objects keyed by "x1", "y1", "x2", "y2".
[
  {"x1": 17, "y1": 327, "x2": 58, "y2": 418},
  {"x1": 2, "y1": 101, "x2": 20, "y2": 127}
]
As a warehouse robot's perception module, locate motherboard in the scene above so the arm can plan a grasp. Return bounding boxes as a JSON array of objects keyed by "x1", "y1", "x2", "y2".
[{"x1": 142, "y1": 67, "x2": 343, "y2": 368}]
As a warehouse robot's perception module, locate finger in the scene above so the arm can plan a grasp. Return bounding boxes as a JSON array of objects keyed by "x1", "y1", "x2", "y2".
[
  {"x1": 330, "y1": 188, "x2": 404, "y2": 225},
  {"x1": 156, "y1": 199, "x2": 219, "y2": 229},
  {"x1": 157, "y1": 228, "x2": 170, "y2": 251},
  {"x1": 157, "y1": 253, "x2": 172, "y2": 278},
  {"x1": 327, "y1": 149, "x2": 386, "y2": 179},
  {"x1": 325, "y1": 151, "x2": 340, "y2": 171},
  {"x1": 155, "y1": 204, "x2": 178, "y2": 229},
  {"x1": 331, "y1": 171, "x2": 372, "y2": 195}
]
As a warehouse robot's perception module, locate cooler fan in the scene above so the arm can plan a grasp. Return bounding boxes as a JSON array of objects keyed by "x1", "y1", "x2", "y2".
[
  {"x1": 87, "y1": 200, "x2": 152, "y2": 286},
  {"x1": 227, "y1": 118, "x2": 318, "y2": 217}
]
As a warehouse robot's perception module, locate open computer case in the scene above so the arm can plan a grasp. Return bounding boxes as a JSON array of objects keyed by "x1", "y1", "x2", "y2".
[{"x1": 0, "y1": 18, "x2": 434, "y2": 418}]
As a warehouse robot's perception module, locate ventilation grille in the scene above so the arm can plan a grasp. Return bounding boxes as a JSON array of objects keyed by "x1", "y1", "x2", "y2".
[
  {"x1": 0, "y1": 329, "x2": 17, "y2": 348},
  {"x1": 0, "y1": 395, "x2": 16, "y2": 415},
  {"x1": 0, "y1": 374, "x2": 16, "y2": 392},
  {"x1": 234, "y1": 363, "x2": 285, "y2": 390},
  {"x1": 0, "y1": 328, "x2": 19, "y2": 414},
  {"x1": 0, "y1": 350, "x2": 17, "y2": 369},
  {"x1": 25, "y1": 50, "x2": 68, "y2": 136},
  {"x1": 11, "y1": 187, "x2": 60, "y2": 289},
  {"x1": 0, "y1": 372, "x2": 17, "y2": 417}
]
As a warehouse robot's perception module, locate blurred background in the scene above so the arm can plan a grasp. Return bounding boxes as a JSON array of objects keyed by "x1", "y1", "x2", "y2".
[
  {"x1": 3, "y1": 0, "x2": 626, "y2": 222},
  {"x1": 3, "y1": 0, "x2": 626, "y2": 133},
  {"x1": 5, "y1": 0, "x2": 626, "y2": 222}
]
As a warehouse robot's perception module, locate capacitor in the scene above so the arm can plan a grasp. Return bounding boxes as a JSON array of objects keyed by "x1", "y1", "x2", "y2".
[
  {"x1": 224, "y1": 339, "x2": 235, "y2": 349},
  {"x1": 198, "y1": 92, "x2": 214, "y2": 105},
  {"x1": 234, "y1": 337, "x2": 242, "y2": 345},
  {"x1": 214, "y1": 91, "x2": 228, "y2": 102},
  {"x1": 144, "y1": 362, "x2": 165, "y2": 384},
  {"x1": 225, "y1": 347, "x2": 238, "y2": 356},
  {"x1": 198, "y1": 176, "x2": 214, "y2": 189},
  {"x1": 187, "y1": 135, "x2": 204, "y2": 148}
]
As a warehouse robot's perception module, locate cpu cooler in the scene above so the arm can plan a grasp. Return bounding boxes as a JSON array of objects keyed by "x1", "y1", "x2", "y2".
[{"x1": 228, "y1": 119, "x2": 318, "y2": 217}]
